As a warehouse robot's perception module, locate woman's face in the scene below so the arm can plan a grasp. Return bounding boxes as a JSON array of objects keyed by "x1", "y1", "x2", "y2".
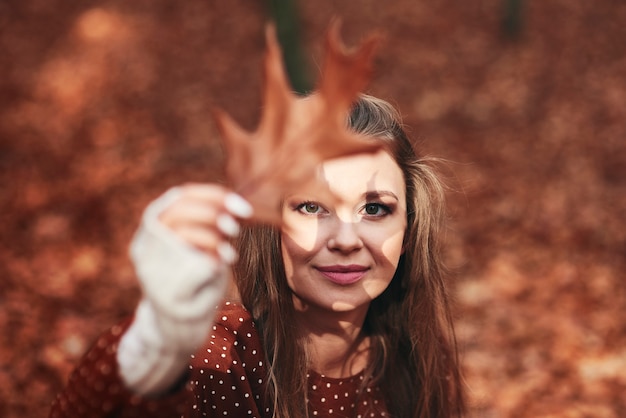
[{"x1": 281, "y1": 149, "x2": 407, "y2": 314}]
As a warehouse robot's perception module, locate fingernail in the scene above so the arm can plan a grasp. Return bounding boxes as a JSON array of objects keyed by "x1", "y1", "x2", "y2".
[
  {"x1": 217, "y1": 242, "x2": 237, "y2": 264},
  {"x1": 216, "y1": 213, "x2": 240, "y2": 237},
  {"x1": 225, "y1": 193, "x2": 253, "y2": 218}
]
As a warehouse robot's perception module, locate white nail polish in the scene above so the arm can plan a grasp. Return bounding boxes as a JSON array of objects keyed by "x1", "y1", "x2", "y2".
[
  {"x1": 217, "y1": 242, "x2": 237, "y2": 264},
  {"x1": 224, "y1": 193, "x2": 253, "y2": 219},
  {"x1": 216, "y1": 214, "x2": 240, "y2": 237}
]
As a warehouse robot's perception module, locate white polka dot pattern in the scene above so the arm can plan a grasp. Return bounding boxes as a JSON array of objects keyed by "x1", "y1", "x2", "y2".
[
  {"x1": 187, "y1": 302, "x2": 269, "y2": 417},
  {"x1": 49, "y1": 302, "x2": 389, "y2": 417},
  {"x1": 307, "y1": 370, "x2": 388, "y2": 417}
]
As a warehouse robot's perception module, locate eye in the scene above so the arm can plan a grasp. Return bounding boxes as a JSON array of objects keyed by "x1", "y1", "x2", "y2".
[
  {"x1": 296, "y1": 202, "x2": 325, "y2": 215},
  {"x1": 362, "y1": 203, "x2": 392, "y2": 217}
]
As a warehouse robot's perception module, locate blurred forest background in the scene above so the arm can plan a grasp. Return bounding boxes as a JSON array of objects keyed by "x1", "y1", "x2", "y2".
[{"x1": 1, "y1": 0, "x2": 625, "y2": 416}]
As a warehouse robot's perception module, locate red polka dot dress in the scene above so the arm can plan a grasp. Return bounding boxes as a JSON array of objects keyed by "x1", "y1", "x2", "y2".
[{"x1": 50, "y1": 302, "x2": 389, "y2": 417}]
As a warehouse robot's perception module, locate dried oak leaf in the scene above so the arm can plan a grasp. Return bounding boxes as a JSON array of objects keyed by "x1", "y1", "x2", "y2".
[{"x1": 214, "y1": 21, "x2": 383, "y2": 225}]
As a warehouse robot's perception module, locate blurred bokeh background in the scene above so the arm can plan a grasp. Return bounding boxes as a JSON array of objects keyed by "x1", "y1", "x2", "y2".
[{"x1": 1, "y1": 1, "x2": 625, "y2": 416}]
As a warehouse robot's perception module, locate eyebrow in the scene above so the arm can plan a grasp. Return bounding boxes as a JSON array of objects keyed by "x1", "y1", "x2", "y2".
[{"x1": 364, "y1": 191, "x2": 400, "y2": 201}]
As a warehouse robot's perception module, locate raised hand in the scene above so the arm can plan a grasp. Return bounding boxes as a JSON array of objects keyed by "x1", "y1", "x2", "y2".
[{"x1": 158, "y1": 184, "x2": 253, "y2": 263}]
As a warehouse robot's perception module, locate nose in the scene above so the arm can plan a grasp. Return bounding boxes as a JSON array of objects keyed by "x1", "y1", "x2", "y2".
[{"x1": 327, "y1": 220, "x2": 363, "y2": 253}]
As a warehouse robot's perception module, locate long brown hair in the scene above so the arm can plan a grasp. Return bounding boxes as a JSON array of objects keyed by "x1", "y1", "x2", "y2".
[{"x1": 233, "y1": 94, "x2": 465, "y2": 417}]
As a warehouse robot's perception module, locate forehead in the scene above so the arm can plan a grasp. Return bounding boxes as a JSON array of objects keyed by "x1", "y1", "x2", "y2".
[{"x1": 318, "y1": 150, "x2": 405, "y2": 199}]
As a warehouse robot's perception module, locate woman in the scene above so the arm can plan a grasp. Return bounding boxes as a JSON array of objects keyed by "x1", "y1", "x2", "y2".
[{"x1": 50, "y1": 94, "x2": 465, "y2": 417}]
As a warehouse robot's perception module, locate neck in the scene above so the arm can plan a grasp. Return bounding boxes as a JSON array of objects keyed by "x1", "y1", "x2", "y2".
[{"x1": 293, "y1": 301, "x2": 371, "y2": 378}]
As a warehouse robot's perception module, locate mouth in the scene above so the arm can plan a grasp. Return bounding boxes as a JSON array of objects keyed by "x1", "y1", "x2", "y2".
[{"x1": 315, "y1": 265, "x2": 369, "y2": 285}]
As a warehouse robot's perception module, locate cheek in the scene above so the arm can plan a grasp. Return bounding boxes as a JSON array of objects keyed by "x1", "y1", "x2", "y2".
[
  {"x1": 378, "y1": 229, "x2": 406, "y2": 267},
  {"x1": 280, "y1": 224, "x2": 323, "y2": 278},
  {"x1": 364, "y1": 215, "x2": 407, "y2": 267},
  {"x1": 281, "y1": 221, "x2": 320, "y2": 253}
]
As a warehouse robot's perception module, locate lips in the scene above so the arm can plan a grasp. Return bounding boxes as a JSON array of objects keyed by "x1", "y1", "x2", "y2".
[{"x1": 315, "y1": 264, "x2": 369, "y2": 285}]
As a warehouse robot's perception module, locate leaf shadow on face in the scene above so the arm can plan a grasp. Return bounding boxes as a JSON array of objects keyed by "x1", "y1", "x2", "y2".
[{"x1": 278, "y1": 165, "x2": 408, "y2": 341}]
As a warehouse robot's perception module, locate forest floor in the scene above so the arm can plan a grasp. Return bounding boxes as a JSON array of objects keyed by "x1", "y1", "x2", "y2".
[{"x1": 1, "y1": 1, "x2": 625, "y2": 416}]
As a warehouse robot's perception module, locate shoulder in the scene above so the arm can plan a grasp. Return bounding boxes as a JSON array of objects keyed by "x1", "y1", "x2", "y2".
[
  {"x1": 191, "y1": 301, "x2": 264, "y2": 371},
  {"x1": 189, "y1": 301, "x2": 268, "y2": 412},
  {"x1": 212, "y1": 300, "x2": 258, "y2": 347},
  {"x1": 214, "y1": 300, "x2": 255, "y2": 331}
]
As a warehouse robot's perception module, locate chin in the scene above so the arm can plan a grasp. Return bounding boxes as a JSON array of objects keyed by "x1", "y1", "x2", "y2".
[{"x1": 329, "y1": 300, "x2": 371, "y2": 312}]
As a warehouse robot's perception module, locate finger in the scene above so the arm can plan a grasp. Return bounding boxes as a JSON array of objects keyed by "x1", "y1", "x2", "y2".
[
  {"x1": 223, "y1": 193, "x2": 253, "y2": 219},
  {"x1": 178, "y1": 183, "x2": 231, "y2": 203},
  {"x1": 174, "y1": 225, "x2": 238, "y2": 264},
  {"x1": 161, "y1": 198, "x2": 243, "y2": 238},
  {"x1": 159, "y1": 199, "x2": 220, "y2": 230},
  {"x1": 177, "y1": 184, "x2": 253, "y2": 219},
  {"x1": 215, "y1": 213, "x2": 240, "y2": 237}
]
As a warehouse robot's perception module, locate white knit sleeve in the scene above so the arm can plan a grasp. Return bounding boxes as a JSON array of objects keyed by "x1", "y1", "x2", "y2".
[{"x1": 116, "y1": 188, "x2": 229, "y2": 395}]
